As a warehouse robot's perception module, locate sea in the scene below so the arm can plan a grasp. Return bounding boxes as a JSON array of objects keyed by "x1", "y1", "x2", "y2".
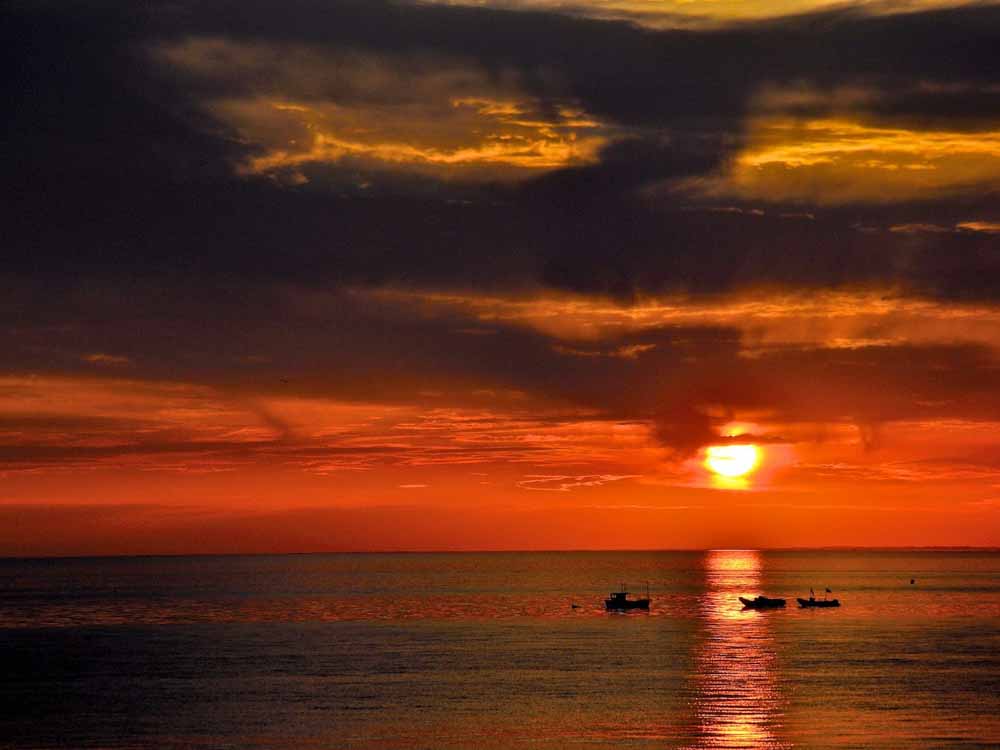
[{"x1": 1, "y1": 550, "x2": 998, "y2": 749}]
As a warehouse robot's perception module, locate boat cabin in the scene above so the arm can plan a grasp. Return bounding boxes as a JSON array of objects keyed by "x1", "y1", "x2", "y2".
[{"x1": 604, "y1": 583, "x2": 651, "y2": 611}]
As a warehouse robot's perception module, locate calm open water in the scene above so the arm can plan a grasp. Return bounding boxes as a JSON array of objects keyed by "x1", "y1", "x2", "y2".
[{"x1": 1, "y1": 550, "x2": 998, "y2": 749}]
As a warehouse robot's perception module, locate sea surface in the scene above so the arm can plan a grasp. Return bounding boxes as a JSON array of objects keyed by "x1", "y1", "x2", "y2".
[{"x1": 1, "y1": 550, "x2": 998, "y2": 749}]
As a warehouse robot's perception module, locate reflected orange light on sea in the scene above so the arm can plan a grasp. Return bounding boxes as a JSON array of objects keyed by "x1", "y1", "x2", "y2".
[{"x1": 691, "y1": 550, "x2": 789, "y2": 748}]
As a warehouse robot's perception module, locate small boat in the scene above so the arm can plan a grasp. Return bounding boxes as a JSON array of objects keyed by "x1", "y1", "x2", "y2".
[
  {"x1": 605, "y1": 582, "x2": 650, "y2": 611},
  {"x1": 798, "y1": 597, "x2": 840, "y2": 608},
  {"x1": 739, "y1": 595, "x2": 786, "y2": 609}
]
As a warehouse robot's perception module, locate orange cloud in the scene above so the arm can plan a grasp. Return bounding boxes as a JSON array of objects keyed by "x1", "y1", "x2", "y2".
[
  {"x1": 413, "y1": 0, "x2": 967, "y2": 26},
  {"x1": 361, "y1": 286, "x2": 1000, "y2": 351},
  {"x1": 156, "y1": 39, "x2": 609, "y2": 181},
  {"x1": 682, "y1": 118, "x2": 1000, "y2": 204},
  {"x1": 241, "y1": 104, "x2": 604, "y2": 176},
  {"x1": 957, "y1": 221, "x2": 1000, "y2": 234}
]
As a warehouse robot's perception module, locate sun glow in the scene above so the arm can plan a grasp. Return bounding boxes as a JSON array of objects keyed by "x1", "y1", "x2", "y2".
[{"x1": 705, "y1": 445, "x2": 761, "y2": 478}]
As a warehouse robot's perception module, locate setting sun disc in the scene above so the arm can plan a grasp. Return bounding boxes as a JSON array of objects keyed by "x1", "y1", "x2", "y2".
[{"x1": 705, "y1": 444, "x2": 761, "y2": 478}]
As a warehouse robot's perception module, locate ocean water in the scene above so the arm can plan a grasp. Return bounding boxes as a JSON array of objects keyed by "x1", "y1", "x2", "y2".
[{"x1": 1, "y1": 550, "x2": 997, "y2": 749}]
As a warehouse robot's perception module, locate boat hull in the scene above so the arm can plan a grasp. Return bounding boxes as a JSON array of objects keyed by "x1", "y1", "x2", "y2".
[
  {"x1": 605, "y1": 598, "x2": 650, "y2": 611},
  {"x1": 798, "y1": 598, "x2": 840, "y2": 608},
  {"x1": 739, "y1": 596, "x2": 786, "y2": 609}
]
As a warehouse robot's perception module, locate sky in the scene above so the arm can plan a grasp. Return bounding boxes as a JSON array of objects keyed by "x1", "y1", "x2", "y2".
[{"x1": 3, "y1": 0, "x2": 1000, "y2": 555}]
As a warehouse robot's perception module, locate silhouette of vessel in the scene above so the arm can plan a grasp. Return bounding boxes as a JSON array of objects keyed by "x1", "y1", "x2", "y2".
[
  {"x1": 739, "y1": 595, "x2": 786, "y2": 609},
  {"x1": 605, "y1": 582, "x2": 650, "y2": 611},
  {"x1": 799, "y1": 587, "x2": 840, "y2": 608}
]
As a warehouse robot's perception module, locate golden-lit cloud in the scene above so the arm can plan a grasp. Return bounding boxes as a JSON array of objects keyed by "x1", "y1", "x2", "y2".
[
  {"x1": 417, "y1": 0, "x2": 970, "y2": 26},
  {"x1": 156, "y1": 39, "x2": 609, "y2": 181},
  {"x1": 683, "y1": 117, "x2": 1000, "y2": 203},
  {"x1": 361, "y1": 287, "x2": 1000, "y2": 351},
  {"x1": 957, "y1": 221, "x2": 1000, "y2": 233},
  {"x1": 890, "y1": 221, "x2": 1000, "y2": 235},
  {"x1": 239, "y1": 99, "x2": 605, "y2": 177}
]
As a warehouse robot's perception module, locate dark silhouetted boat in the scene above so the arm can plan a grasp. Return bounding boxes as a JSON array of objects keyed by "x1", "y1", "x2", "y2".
[
  {"x1": 739, "y1": 595, "x2": 786, "y2": 609},
  {"x1": 605, "y1": 583, "x2": 650, "y2": 611},
  {"x1": 798, "y1": 597, "x2": 840, "y2": 608},
  {"x1": 799, "y1": 587, "x2": 840, "y2": 608}
]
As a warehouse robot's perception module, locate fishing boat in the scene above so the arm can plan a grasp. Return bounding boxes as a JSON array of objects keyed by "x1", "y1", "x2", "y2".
[
  {"x1": 798, "y1": 587, "x2": 840, "y2": 608},
  {"x1": 605, "y1": 582, "x2": 650, "y2": 611},
  {"x1": 798, "y1": 597, "x2": 840, "y2": 608},
  {"x1": 739, "y1": 595, "x2": 786, "y2": 609}
]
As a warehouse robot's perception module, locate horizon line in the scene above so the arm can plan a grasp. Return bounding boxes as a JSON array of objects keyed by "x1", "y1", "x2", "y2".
[{"x1": 2, "y1": 545, "x2": 998, "y2": 562}]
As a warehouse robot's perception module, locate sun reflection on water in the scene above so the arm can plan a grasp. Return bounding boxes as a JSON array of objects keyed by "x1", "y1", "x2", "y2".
[{"x1": 689, "y1": 550, "x2": 790, "y2": 749}]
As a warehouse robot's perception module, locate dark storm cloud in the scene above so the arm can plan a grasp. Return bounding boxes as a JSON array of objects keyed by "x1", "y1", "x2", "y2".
[
  {"x1": 2, "y1": 275, "x2": 736, "y2": 407},
  {"x1": 4, "y1": 275, "x2": 1000, "y2": 460},
  {"x1": 4, "y1": 0, "x2": 999, "y2": 299},
  {"x1": 142, "y1": 1, "x2": 1000, "y2": 124},
  {"x1": 3, "y1": 0, "x2": 1000, "y2": 464},
  {"x1": 11, "y1": 0, "x2": 1000, "y2": 129},
  {"x1": 538, "y1": 197, "x2": 1000, "y2": 300}
]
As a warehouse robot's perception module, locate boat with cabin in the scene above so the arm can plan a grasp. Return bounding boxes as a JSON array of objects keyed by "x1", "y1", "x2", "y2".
[
  {"x1": 798, "y1": 587, "x2": 840, "y2": 608},
  {"x1": 605, "y1": 582, "x2": 650, "y2": 611}
]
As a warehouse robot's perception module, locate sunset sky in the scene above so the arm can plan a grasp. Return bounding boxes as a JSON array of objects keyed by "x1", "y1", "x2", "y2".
[{"x1": 4, "y1": 0, "x2": 1000, "y2": 554}]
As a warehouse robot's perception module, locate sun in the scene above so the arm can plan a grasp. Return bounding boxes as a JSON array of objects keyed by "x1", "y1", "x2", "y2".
[{"x1": 705, "y1": 444, "x2": 761, "y2": 478}]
